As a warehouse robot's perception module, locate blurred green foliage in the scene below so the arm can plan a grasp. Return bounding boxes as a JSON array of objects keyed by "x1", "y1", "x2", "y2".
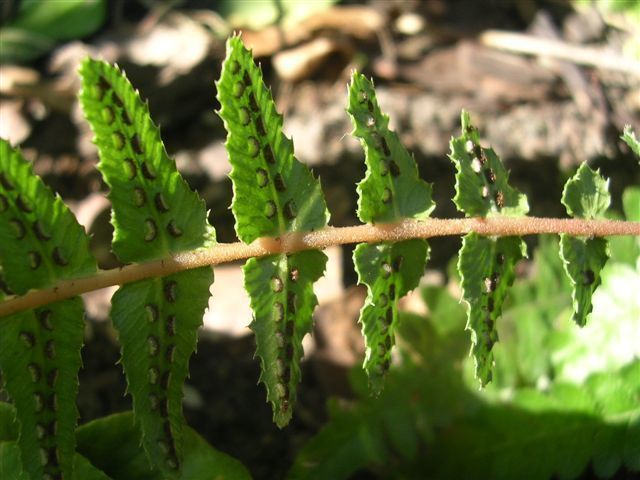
[{"x1": 0, "y1": 0, "x2": 106, "y2": 63}]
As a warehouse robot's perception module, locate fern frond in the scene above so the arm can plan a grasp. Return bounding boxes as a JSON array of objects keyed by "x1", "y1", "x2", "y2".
[
  {"x1": 79, "y1": 59, "x2": 215, "y2": 475},
  {"x1": 0, "y1": 140, "x2": 95, "y2": 480},
  {"x1": 347, "y1": 72, "x2": 434, "y2": 393},
  {"x1": 450, "y1": 111, "x2": 529, "y2": 385}
]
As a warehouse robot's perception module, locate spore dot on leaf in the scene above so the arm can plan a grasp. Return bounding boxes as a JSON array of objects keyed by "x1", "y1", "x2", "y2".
[
  {"x1": 290, "y1": 268, "x2": 299, "y2": 282},
  {"x1": 111, "y1": 132, "x2": 125, "y2": 150},
  {"x1": 46, "y1": 368, "x2": 58, "y2": 387},
  {"x1": 133, "y1": 187, "x2": 146, "y2": 207},
  {"x1": 487, "y1": 297, "x2": 494, "y2": 312},
  {"x1": 148, "y1": 335, "x2": 159, "y2": 356},
  {"x1": 274, "y1": 173, "x2": 286, "y2": 192},
  {"x1": 485, "y1": 316, "x2": 494, "y2": 330},
  {"x1": 149, "y1": 393, "x2": 159, "y2": 410},
  {"x1": 285, "y1": 318, "x2": 295, "y2": 337},
  {"x1": 28, "y1": 363, "x2": 41, "y2": 382},
  {"x1": 275, "y1": 332, "x2": 285, "y2": 348},
  {"x1": 389, "y1": 160, "x2": 400, "y2": 177},
  {"x1": 33, "y1": 392, "x2": 44, "y2": 412},
  {"x1": 382, "y1": 188, "x2": 392, "y2": 204},
  {"x1": 248, "y1": 93, "x2": 259, "y2": 112},
  {"x1": 482, "y1": 185, "x2": 489, "y2": 198},
  {"x1": 388, "y1": 283, "x2": 396, "y2": 299},
  {"x1": 465, "y1": 140, "x2": 475, "y2": 153},
  {"x1": 166, "y1": 344, "x2": 176, "y2": 362},
  {"x1": 378, "y1": 293, "x2": 389, "y2": 307},
  {"x1": 166, "y1": 220, "x2": 183, "y2": 237},
  {"x1": 484, "y1": 168, "x2": 497, "y2": 184},
  {"x1": 154, "y1": 193, "x2": 170, "y2": 212},
  {"x1": 52, "y1": 246, "x2": 68, "y2": 266},
  {"x1": 36, "y1": 423, "x2": 46, "y2": 440},
  {"x1": 471, "y1": 158, "x2": 482, "y2": 173},
  {"x1": 381, "y1": 262, "x2": 392, "y2": 278},
  {"x1": 392, "y1": 255, "x2": 403, "y2": 272},
  {"x1": 380, "y1": 160, "x2": 389, "y2": 176},
  {"x1": 264, "y1": 200, "x2": 277, "y2": 219},
  {"x1": 148, "y1": 367, "x2": 159, "y2": 385},
  {"x1": 159, "y1": 397, "x2": 169, "y2": 416},
  {"x1": 385, "y1": 335, "x2": 392, "y2": 350},
  {"x1": 131, "y1": 134, "x2": 144, "y2": 154},
  {"x1": 264, "y1": 145, "x2": 276, "y2": 164},
  {"x1": 16, "y1": 195, "x2": 33, "y2": 213},
  {"x1": 495, "y1": 191, "x2": 505, "y2": 208},
  {"x1": 287, "y1": 292, "x2": 297, "y2": 312},
  {"x1": 141, "y1": 161, "x2": 157, "y2": 180},
  {"x1": 166, "y1": 314, "x2": 176, "y2": 336},
  {"x1": 101, "y1": 107, "x2": 115, "y2": 124},
  {"x1": 275, "y1": 383, "x2": 286, "y2": 399},
  {"x1": 365, "y1": 115, "x2": 375, "y2": 128},
  {"x1": 284, "y1": 200, "x2": 297, "y2": 219},
  {"x1": 33, "y1": 221, "x2": 51, "y2": 241},
  {"x1": 380, "y1": 137, "x2": 391, "y2": 156},
  {"x1": 271, "y1": 276, "x2": 283, "y2": 293},
  {"x1": 275, "y1": 359, "x2": 285, "y2": 376},
  {"x1": 144, "y1": 219, "x2": 158, "y2": 241},
  {"x1": 357, "y1": 90, "x2": 368, "y2": 103},
  {"x1": 38, "y1": 310, "x2": 54, "y2": 331},
  {"x1": 123, "y1": 158, "x2": 137, "y2": 179},
  {"x1": 28, "y1": 251, "x2": 42, "y2": 270},
  {"x1": 256, "y1": 117, "x2": 267, "y2": 137},
  {"x1": 232, "y1": 81, "x2": 245, "y2": 98},
  {"x1": 484, "y1": 273, "x2": 499, "y2": 293},
  {"x1": 0, "y1": 172, "x2": 15, "y2": 190},
  {"x1": 248, "y1": 136, "x2": 260, "y2": 157},
  {"x1": 496, "y1": 253, "x2": 505, "y2": 265},
  {"x1": 385, "y1": 308, "x2": 393, "y2": 327},
  {"x1": 10, "y1": 219, "x2": 26, "y2": 239},
  {"x1": 146, "y1": 304, "x2": 159, "y2": 323},
  {"x1": 367, "y1": 100, "x2": 375, "y2": 113},
  {"x1": 582, "y1": 269, "x2": 595, "y2": 285},
  {"x1": 45, "y1": 340, "x2": 56, "y2": 359},
  {"x1": 238, "y1": 107, "x2": 251, "y2": 126},
  {"x1": 122, "y1": 109, "x2": 133, "y2": 126},
  {"x1": 164, "y1": 281, "x2": 178, "y2": 302},
  {"x1": 19, "y1": 331, "x2": 35, "y2": 348},
  {"x1": 256, "y1": 168, "x2": 269, "y2": 187},
  {"x1": 161, "y1": 371, "x2": 171, "y2": 389},
  {"x1": 157, "y1": 439, "x2": 169, "y2": 454},
  {"x1": 229, "y1": 60, "x2": 241, "y2": 74}
]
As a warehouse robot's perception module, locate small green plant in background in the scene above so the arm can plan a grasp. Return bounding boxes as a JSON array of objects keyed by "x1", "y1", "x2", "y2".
[{"x1": 0, "y1": 35, "x2": 639, "y2": 479}]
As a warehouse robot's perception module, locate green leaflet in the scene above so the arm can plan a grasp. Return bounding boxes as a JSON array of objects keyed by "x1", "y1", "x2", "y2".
[
  {"x1": 458, "y1": 234, "x2": 527, "y2": 385},
  {"x1": 217, "y1": 35, "x2": 329, "y2": 426},
  {"x1": 79, "y1": 59, "x2": 215, "y2": 474},
  {"x1": 216, "y1": 35, "x2": 329, "y2": 244},
  {"x1": 347, "y1": 72, "x2": 434, "y2": 392},
  {"x1": 244, "y1": 250, "x2": 326, "y2": 427},
  {"x1": 353, "y1": 240, "x2": 429, "y2": 394},
  {"x1": 560, "y1": 164, "x2": 610, "y2": 326},
  {"x1": 0, "y1": 139, "x2": 95, "y2": 294},
  {"x1": 347, "y1": 72, "x2": 434, "y2": 223},
  {"x1": 79, "y1": 58, "x2": 211, "y2": 263},
  {"x1": 622, "y1": 125, "x2": 640, "y2": 158},
  {"x1": 449, "y1": 111, "x2": 529, "y2": 385},
  {"x1": 449, "y1": 111, "x2": 529, "y2": 218},
  {"x1": 0, "y1": 140, "x2": 95, "y2": 480},
  {"x1": 110, "y1": 269, "x2": 213, "y2": 476}
]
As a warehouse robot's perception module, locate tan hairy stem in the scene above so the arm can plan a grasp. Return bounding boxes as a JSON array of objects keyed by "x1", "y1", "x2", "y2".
[{"x1": 1, "y1": 216, "x2": 638, "y2": 318}]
